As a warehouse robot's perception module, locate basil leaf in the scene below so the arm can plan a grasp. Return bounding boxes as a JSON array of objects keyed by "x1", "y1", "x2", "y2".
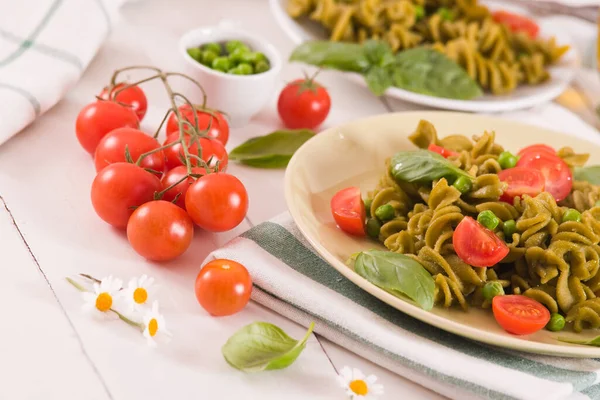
[
  {"x1": 558, "y1": 335, "x2": 600, "y2": 347},
  {"x1": 365, "y1": 66, "x2": 393, "y2": 96},
  {"x1": 354, "y1": 250, "x2": 435, "y2": 310},
  {"x1": 363, "y1": 40, "x2": 395, "y2": 68},
  {"x1": 389, "y1": 149, "x2": 473, "y2": 184},
  {"x1": 393, "y1": 47, "x2": 483, "y2": 100},
  {"x1": 289, "y1": 41, "x2": 369, "y2": 72},
  {"x1": 222, "y1": 321, "x2": 315, "y2": 372},
  {"x1": 229, "y1": 129, "x2": 315, "y2": 168},
  {"x1": 574, "y1": 166, "x2": 600, "y2": 185}
]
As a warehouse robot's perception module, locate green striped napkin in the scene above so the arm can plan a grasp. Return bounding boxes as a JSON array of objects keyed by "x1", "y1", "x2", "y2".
[{"x1": 204, "y1": 213, "x2": 600, "y2": 400}]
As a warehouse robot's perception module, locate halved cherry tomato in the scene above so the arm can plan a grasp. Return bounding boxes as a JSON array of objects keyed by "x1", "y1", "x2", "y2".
[
  {"x1": 99, "y1": 83, "x2": 148, "y2": 122},
  {"x1": 516, "y1": 151, "x2": 572, "y2": 202},
  {"x1": 517, "y1": 144, "x2": 556, "y2": 158},
  {"x1": 498, "y1": 167, "x2": 545, "y2": 204},
  {"x1": 453, "y1": 217, "x2": 509, "y2": 267},
  {"x1": 492, "y1": 295, "x2": 550, "y2": 335},
  {"x1": 428, "y1": 143, "x2": 458, "y2": 158},
  {"x1": 331, "y1": 187, "x2": 366, "y2": 236},
  {"x1": 166, "y1": 105, "x2": 229, "y2": 146},
  {"x1": 492, "y1": 10, "x2": 539, "y2": 38}
]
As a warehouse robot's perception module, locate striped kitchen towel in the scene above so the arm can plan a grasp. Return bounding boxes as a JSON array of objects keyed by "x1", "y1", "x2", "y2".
[
  {"x1": 204, "y1": 212, "x2": 600, "y2": 400},
  {"x1": 0, "y1": 0, "x2": 124, "y2": 146}
]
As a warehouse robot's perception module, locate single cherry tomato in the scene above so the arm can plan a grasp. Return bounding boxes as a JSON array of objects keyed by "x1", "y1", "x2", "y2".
[
  {"x1": 492, "y1": 295, "x2": 550, "y2": 335},
  {"x1": 492, "y1": 10, "x2": 540, "y2": 38},
  {"x1": 185, "y1": 173, "x2": 248, "y2": 232},
  {"x1": 331, "y1": 187, "x2": 366, "y2": 236},
  {"x1": 453, "y1": 216, "x2": 509, "y2": 267},
  {"x1": 76, "y1": 101, "x2": 139, "y2": 154},
  {"x1": 498, "y1": 167, "x2": 545, "y2": 204},
  {"x1": 428, "y1": 143, "x2": 459, "y2": 158},
  {"x1": 517, "y1": 144, "x2": 556, "y2": 158},
  {"x1": 163, "y1": 133, "x2": 228, "y2": 172},
  {"x1": 277, "y1": 78, "x2": 331, "y2": 130},
  {"x1": 94, "y1": 127, "x2": 165, "y2": 174},
  {"x1": 160, "y1": 165, "x2": 205, "y2": 209},
  {"x1": 194, "y1": 259, "x2": 252, "y2": 316},
  {"x1": 166, "y1": 105, "x2": 229, "y2": 146},
  {"x1": 126, "y1": 200, "x2": 194, "y2": 261},
  {"x1": 91, "y1": 162, "x2": 161, "y2": 229},
  {"x1": 99, "y1": 83, "x2": 148, "y2": 121},
  {"x1": 516, "y1": 151, "x2": 573, "y2": 202}
]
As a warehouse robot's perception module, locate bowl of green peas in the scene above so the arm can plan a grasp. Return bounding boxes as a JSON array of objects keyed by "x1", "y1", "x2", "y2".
[{"x1": 179, "y1": 24, "x2": 282, "y2": 127}]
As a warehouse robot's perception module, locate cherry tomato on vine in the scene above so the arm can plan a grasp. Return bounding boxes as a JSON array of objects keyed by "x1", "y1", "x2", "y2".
[
  {"x1": 160, "y1": 165, "x2": 205, "y2": 209},
  {"x1": 91, "y1": 162, "x2": 161, "y2": 229},
  {"x1": 453, "y1": 216, "x2": 509, "y2": 267},
  {"x1": 194, "y1": 259, "x2": 252, "y2": 316},
  {"x1": 76, "y1": 101, "x2": 139, "y2": 154},
  {"x1": 99, "y1": 83, "x2": 148, "y2": 121},
  {"x1": 94, "y1": 127, "x2": 165, "y2": 174},
  {"x1": 185, "y1": 173, "x2": 248, "y2": 232},
  {"x1": 127, "y1": 200, "x2": 194, "y2": 261},
  {"x1": 428, "y1": 143, "x2": 458, "y2": 158},
  {"x1": 331, "y1": 187, "x2": 366, "y2": 236},
  {"x1": 516, "y1": 151, "x2": 572, "y2": 202},
  {"x1": 492, "y1": 295, "x2": 550, "y2": 335},
  {"x1": 492, "y1": 10, "x2": 539, "y2": 38},
  {"x1": 277, "y1": 78, "x2": 331, "y2": 130},
  {"x1": 163, "y1": 133, "x2": 228, "y2": 172},
  {"x1": 497, "y1": 167, "x2": 545, "y2": 204},
  {"x1": 166, "y1": 104, "x2": 229, "y2": 146}
]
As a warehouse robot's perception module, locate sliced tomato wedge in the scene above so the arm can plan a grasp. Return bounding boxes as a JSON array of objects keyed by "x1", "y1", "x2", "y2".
[
  {"x1": 516, "y1": 151, "x2": 572, "y2": 202},
  {"x1": 498, "y1": 167, "x2": 545, "y2": 204},
  {"x1": 331, "y1": 187, "x2": 366, "y2": 236},
  {"x1": 492, "y1": 295, "x2": 550, "y2": 335},
  {"x1": 517, "y1": 144, "x2": 556, "y2": 158},
  {"x1": 428, "y1": 143, "x2": 458, "y2": 158},
  {"x1": 453, "y1": 217, "x2": 509, "y2": 267},
  {"x1": 492, "y1": 10, "x2": 540, "y2": 38}
]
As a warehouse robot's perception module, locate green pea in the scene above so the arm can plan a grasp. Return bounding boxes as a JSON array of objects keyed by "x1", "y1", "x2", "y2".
[
  {"x1": 236, "y1": 63, "x2": 254, "y2": 75},
  {"x1": 546, "y1": 313, "x2": 565, "y2": 332},
  {"x1": 453, "y1": 176, "x2": 472, "y2": 194},
  {"x1": 225, "y1": 40, "x2": 249, "y2": 54},
  {"x1": 364, "y1": 198, "x2": 373, "y2": 218},
  {"x1": 187, "y1": 47, "x2": 203, "y2": 62},
  {"x1": 211, "y1": 56, "x2": 231, "y2": 72},
  {"x1": 562, "y1": 208, "x2": 582, "y2": 223},
  {"x1": 228, "y1": 47, "x2": 249, "y2": 65},
  {"x1": 503, "y1": 219, "x2": 517, "y2": 238},
  {"x1": 241, "y1": 51, "x2": 268, "y2": 65},
  {"x1": 254, "y1": 60, "x2": 270, "y2": 74},
  {"x1": 498, "y1": 151, "x2": 518, "y2": 169},
  {"x1": 414, "y1": 5, "x2": 425, "y2": 20},
  {"x1": 202, "y1": 42, "x2": 222, "y2": 55},
  {"x1": 477, "y1": 210, "x2": 500, "y2": 230},
  {"x1": 595, "y1": 200, "x2": 600, "y2": 207},
  {"x1": 375, "y1": 204, "x2": 395, "y2": 221},
  {"x1": 201, "y1": 50, "x2": 218, "y2": 66},
  {"x1": 227, "y1": 66, "x2": 244, "y2": 75},
  {"x1": 482, "y1": 281, "x2": 504, "y2": 301},
  {"x1": 438, "y1": 7, "x2": 455, "y2": 21},
  {"x1": 366, "y1": 218, "x2": 381, "y2": 239}
]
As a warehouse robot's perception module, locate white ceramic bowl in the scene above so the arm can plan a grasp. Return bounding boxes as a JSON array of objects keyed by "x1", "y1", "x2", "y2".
[{"x1": 179, "y1": 23, "x2": 282, "y2": 127}]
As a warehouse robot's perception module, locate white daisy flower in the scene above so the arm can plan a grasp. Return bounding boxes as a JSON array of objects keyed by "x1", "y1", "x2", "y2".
[
  {"x1": 81, "y1": 275, "x2": 123, "y2": 319},
  {"x1": 337, "y1": 366, "x2": 384, "y2": 399},
  {"x1": 142, "y1": 301, "x2": 172, "y2": 347},
  {"x1": 124, "y1": 275, "x2": 156, "y2": 313}
]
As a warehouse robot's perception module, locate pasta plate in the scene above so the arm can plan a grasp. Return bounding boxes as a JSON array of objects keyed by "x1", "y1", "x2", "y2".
[
  {"x1": 269, "y1": 0, "x2": 580, "y2": 113},
  {"x1": 284, "y1": 111, "x2": 600, "y2": 357}
]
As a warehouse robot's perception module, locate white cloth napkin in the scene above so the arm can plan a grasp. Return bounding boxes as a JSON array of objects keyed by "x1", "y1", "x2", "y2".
[{"x1": 0, "y1": 0, "x2": 124, "y2": 146}]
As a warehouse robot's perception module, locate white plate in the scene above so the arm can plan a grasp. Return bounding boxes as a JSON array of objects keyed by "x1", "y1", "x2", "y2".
[{"x1": 269, "y1": 0, "x2": 581, "y2": 113}]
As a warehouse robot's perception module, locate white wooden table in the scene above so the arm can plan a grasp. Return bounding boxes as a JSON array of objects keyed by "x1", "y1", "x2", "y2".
[{"x1": 0, "y1": 1, "x2": 596, "y2": 399}]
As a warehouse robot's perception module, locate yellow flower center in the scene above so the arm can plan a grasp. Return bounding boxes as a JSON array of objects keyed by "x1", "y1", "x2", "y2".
[
  {"x1": 133, "y1": 287, "x2": 148, "y2": 304},
  {"x1": 95, "y1": 292, "x2": 112, "y2": 312},
  {"x1": 349, "y1": 380, "x2": 368, "y2": 396},
  {"x1": 148, "y1": 318, "x2": 158, "y2": 337}
]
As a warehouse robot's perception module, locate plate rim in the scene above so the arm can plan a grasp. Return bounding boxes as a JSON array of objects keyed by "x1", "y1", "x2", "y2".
[{"x1": 284, "y1": 110, "x2": 600, "y2": 358}]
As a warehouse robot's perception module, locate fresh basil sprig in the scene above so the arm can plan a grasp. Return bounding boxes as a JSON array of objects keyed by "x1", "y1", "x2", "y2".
[
  {"x1": 228, "y1": 129, "x2": 315, "y2": 168},
  {"x1": 354, "y1": 250, "x2": 435, "y2": 310},
  {"x1": 289, "y1": 41, "x2": 369, "y2": 73},
  {"x1": 389, "y1": 149, "x2": 473, "y2": 184},
  {"x1": 574, "y1": 166, "x2": 600, "y2": 185},
  {"x1": 222, "y1": 321, "x2": 315, "y2": 372},
  {"x1": 558, "y1": 335, "x2": 600, "y2": 347}
]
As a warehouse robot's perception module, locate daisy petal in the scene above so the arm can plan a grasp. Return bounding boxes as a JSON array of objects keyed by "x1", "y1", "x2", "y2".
[{"x1": 352, "y1": 368, "x2": 365, "y2": 381}]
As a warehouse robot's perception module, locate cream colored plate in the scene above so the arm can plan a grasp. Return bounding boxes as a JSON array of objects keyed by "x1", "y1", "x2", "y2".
[{"x1": 284, "y1": 111, "x2": 600, "y2": 357}]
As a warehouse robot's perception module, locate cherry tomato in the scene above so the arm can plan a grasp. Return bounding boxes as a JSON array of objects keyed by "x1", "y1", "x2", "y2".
[
  {"x1": 185, "y1": 173, "x2": 248, "y2": 232},
  {"x1": 76, "y1": 101, "x2": 139, "y2": 154},
  {"x1": 163, "y1": 133, "x2": 228, "y2": 172},
  {"x1": 498, "y1": 167, "x2": 545, "y2": 204},
  {"x1": 94, "y1": 127, "x2": 165, "y2": 174},
  {"x1": 492, "y1": 10, "x2": 539, "y2": 38},
  {"x1": 91, "y1": 162, "x2": 161, "y2": 229},
  {"x1": 166, "y1": 105, "x2": 229, "y2": 146},
  {"x1": 277, "y1": 78, "x2": 331, "y2": 130},
  {"x1": 492, "y1": 295, "x2": 550, "y2": 335},
  {"x1": 194, "y1": 259, "x2": 252, "y2": 316},
  {"x1": 126, "y1": 200, "x2": 194, "y2": 261},
  {"x1": 160, "y1": 165, "x2": 205, "y2": 209},
  {"x1": 453, "y1": 217, "x2": 509, "y2": 267},
  {"x1": 331, "y1": 187, "x2": 366, "y2": 236},
  {"x1": 428, "y1": 143, "x2": 458, "y2": 158},
  {"x1": 99, "y1": 83, "x2": 148, "y2": 122},
  {"x1": 516, "y1": 151, "x2": 572, "y2": 202},
  {"x1": 517, "y1": 144, "x2": 556, "y2": 158}
]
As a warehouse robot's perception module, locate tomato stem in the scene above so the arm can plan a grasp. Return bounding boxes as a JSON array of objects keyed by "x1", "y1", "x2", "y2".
[
  {"x1": 165, "y1": 72, "x2": 207, "y2": 108},
  {"x1": 154, "y1": 174, "x2": 192, "y2": 200},
  {"x1": 153, "y1": 108, "x2": 174, "y2": 139},
  {"x1": 111, "y1": 74, "x2": 162, "y2": 100},
  {"x1": 135, "y1": 139, "x2": 180, "y2": 167},
  {"x1": 110, "y1": 65, "x2": 162, "y2": 86}
]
